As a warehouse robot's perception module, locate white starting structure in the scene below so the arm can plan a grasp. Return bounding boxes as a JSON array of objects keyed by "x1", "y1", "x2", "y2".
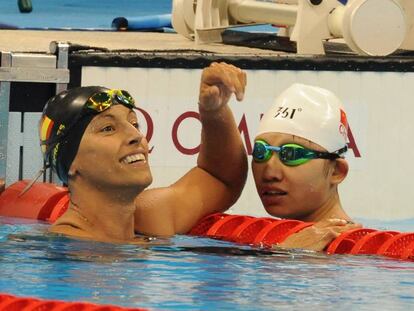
[{"x1": 172, "y1": 0, "x2": 408, "y2": 56}]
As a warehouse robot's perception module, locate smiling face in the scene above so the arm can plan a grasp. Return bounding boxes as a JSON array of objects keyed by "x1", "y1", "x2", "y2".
[
  {"x1": 252, "y1": 132, "x2": 339, "y2": 220},
  {"x1": 69, "y1": 104, "x2": 152, "y2": 193}
]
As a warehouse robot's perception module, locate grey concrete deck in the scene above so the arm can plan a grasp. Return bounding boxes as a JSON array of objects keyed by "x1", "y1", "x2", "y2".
[
  {"x1": 0, "y1": 30, "x2": 287, "y2": 56},
  {"x1": 1, "y1": 27, "x2": 412, "y2": 57}
]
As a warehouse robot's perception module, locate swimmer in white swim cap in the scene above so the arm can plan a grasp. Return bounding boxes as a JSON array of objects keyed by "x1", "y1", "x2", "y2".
[
  {"x1": 252, "y1": 83, "x2": 353, "y2": 223},
  {"x1": 28, "y1": 66, "x2": 357, "y2": 251}
]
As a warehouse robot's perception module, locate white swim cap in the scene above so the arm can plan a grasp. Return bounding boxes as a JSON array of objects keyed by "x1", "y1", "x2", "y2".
[{"x1": 257, "y1": 83, "x2": 348, "y2": 153}]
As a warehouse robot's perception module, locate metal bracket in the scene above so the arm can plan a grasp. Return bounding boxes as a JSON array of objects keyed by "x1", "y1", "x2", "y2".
[
  {"x1": 0, "y1": 67, "x2": 69, "y2": 83},
  {"x1": 0, "y1": 45, "x2": 70, "y2": 185},
  {"x1": 51, "y1": 41, "x2": 70, "y2": 94}
]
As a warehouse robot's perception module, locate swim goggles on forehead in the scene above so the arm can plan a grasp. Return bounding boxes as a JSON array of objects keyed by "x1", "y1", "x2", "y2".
[
  {"x1": 252, "y1": 140, "x2": 347, "y2": 166},
  {"x1": 41, "y1": 89, "x2": 136, "y2": 149},
  {"x1": 85, "y1": 89, "x2": 135, "y2": 113}
]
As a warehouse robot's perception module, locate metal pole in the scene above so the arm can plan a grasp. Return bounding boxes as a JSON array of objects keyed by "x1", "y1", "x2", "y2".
[
  {"x1": 228, "y1": 0, "x2": 297, "y2": 26},
  {"x1": 0, "y1": 53, "x2": 11, "y2": 186},
  {"x1": 52, "y1": 41, "x2": 69, "y2": 95},
  {"x1": 49, "y1": 42, "x2": 70, "y2": 183}
]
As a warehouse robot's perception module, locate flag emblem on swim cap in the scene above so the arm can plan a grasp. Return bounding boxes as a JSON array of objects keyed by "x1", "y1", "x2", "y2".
[
  {"x1": 340, "y1": 109, "x2": 348, "y2": 128},
  {"x1": 339, "y1": 109, "x2": 348, "y2": 140},
  {"x1": 40, "y1": 115, "x2": 54, "y2": 153}
]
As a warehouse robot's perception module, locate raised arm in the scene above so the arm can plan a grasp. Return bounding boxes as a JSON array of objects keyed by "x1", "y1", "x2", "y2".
[
  {"x1": 197, "y1": 62, "x2": 247, "y2": 196},
  {"x1": 135, "y1": 62, "x2": 248, "y2": 236}
]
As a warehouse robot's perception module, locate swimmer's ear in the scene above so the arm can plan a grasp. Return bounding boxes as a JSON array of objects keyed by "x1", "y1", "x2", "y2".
[
  {"x1": 68, "y1": 157, "x2": 80, "y2": 179},
  {"x1": 67, "y1": 164, "x2": 78, "y2": 178},
  {"x1": 330, "y1": 159, "x2": 348, "y2": 185}
]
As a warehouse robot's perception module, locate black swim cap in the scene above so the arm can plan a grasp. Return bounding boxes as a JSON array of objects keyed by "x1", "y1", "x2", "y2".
[{"x1": 39, "y1": 86, "x2": 136, "y2": 184}]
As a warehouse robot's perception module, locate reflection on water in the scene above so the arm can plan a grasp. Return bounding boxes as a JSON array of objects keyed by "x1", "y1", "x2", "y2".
[{"x1": 0, "y1": 216, "x2": 413, "y2": 311}]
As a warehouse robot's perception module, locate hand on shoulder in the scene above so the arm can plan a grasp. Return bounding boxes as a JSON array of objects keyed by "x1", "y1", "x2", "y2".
[{"x1": 279, "y1": 218, "x2": 361, "y2": 252}]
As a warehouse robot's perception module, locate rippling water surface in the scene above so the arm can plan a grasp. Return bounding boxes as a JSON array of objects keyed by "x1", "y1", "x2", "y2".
[{"x1": 1, "y1": 216, "x2": 414, "y2": 311}]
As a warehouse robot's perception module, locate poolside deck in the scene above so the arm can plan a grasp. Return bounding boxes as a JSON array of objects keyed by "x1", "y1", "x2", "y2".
[{"x1": 0, "y1": 30, "x2": 289, "y2": 56}]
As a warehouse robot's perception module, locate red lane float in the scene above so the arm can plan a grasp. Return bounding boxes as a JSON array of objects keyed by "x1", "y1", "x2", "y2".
[
  {"x1": 350, "y1": 231, "x2": 399, "y2": 255},
  {"x1": 326, "y1": 228, "x2": 377, "y2": 254},
  {"x1": 0, "y1": 293, "x2": 148, "y2": 311},
  {"x1": 0, "y1": 181, "x2": 413, "y2": 261},
  {"x1": 0, "y1": 180, "x2": 68, "y2": 222},
  {"x1": 191, "y1": 214, "x2": 414, "y2": 261},
  {"x1": 377, "y1": 233, "x2": 414, "y2": 259}
]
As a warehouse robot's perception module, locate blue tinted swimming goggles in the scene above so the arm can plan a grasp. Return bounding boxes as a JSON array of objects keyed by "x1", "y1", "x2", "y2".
[{"x1": 252, "y1": 140, "x2": 347, "y2": 166}]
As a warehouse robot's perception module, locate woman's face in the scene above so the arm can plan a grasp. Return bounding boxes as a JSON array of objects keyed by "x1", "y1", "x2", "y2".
[
  {"x1": 252, "y1": 132, "x2": 336, "y2": 220},
  {"x1": 71, "y1": 104, "x2": 152, "y2": 192}
]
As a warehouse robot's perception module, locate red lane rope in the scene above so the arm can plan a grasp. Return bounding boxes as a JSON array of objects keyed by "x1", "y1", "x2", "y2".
[
  {"x1": 377, "y1": 233, "x2": 414, "y2": 258},
  {"x1": 0, "y1": 294, "x2": 148, "y2": 311},
  {"x1": 350, "y1": 231, "x2": 399, "y2": 255},
  {"x1": 1, "y1": 181, "x2": 414, "y2": 311},
  {"x1": 252, "y1": 219, "x2": 303, "y2": 247},
  {"x1": 326, "y1": 228, "x2": 377, "y2": 254},
  {"x1": 1, "y1": 181, "x2": 413, "y2": 261},
  {"x1": 190, "y1": 213, "x2": 414, "y2": 261}
]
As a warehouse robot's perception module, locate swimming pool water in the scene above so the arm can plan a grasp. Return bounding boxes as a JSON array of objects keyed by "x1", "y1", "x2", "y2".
[
  {"x1": 0, "y1": 0, "x2": 172, "y2": 29},
  {"x1": 0, "y1": 0, "x2": 276, "y2": 32},
  {"x1": 1, "y1": 216, "x2": 414, "y2": 311},
  {"x1": 1, "y1": 0, "x2": 413, "y2": 308}
]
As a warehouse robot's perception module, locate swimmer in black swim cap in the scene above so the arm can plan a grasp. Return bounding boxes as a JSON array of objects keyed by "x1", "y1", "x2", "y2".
[
  {"x1": 40, "y1": 86, "x2": 137, "y2": 185},
  {"x1": 39, "y1": 62, "x2": 249, "y2": 244},
  {"x1": 38, "y1": 64, "x2": 357, "y2": 251}
]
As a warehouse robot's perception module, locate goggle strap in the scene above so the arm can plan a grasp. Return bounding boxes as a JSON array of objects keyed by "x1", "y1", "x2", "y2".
[
  {"x1": 41, "y1": 135, "x2": 64, "y2": 147},
  {"x1": 336, "y1": 145, "x2": 348, "y2": 155},
  {"x1": 314, "y1": 152, "x2": 340, "y2": 160},
  {"x1": 313, "y1": 145, "x2": 348, "y2": 160},
  {"x1": 18, "y1": 166, "x2": 47, "y2": 197}
]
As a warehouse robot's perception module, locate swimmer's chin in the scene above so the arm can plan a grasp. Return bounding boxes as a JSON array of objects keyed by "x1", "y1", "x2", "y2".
[{"x1": 127, "y1": 171, "x2": 153, "y2": 192}]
